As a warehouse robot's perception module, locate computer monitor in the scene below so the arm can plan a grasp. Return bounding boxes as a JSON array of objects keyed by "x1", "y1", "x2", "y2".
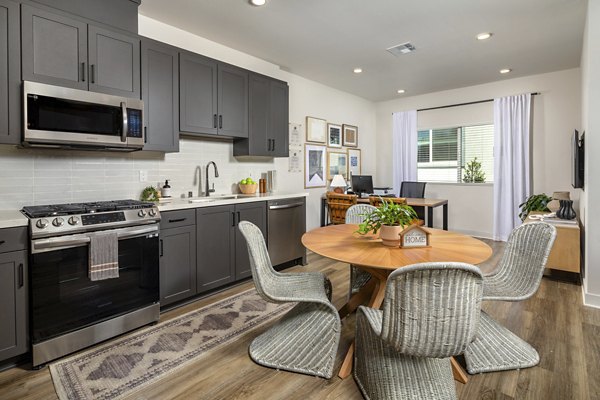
[{"x1": 351, "y1": 175, "x2": 374, "y2": 196}]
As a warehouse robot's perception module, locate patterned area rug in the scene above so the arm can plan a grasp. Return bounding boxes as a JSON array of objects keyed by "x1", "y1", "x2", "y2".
[{"x1": 50, "y1": 289, "x2": 294, "y2": 400}]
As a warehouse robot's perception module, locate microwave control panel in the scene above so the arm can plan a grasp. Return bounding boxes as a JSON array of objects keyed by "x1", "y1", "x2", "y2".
[{"x1": 127, "y1": 109, "x2": 143, "y2": 138}]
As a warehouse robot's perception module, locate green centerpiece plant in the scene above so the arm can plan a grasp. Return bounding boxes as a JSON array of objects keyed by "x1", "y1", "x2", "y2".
[{"x1": 356, "y1": 199, "x2": 418, "y2": 247}]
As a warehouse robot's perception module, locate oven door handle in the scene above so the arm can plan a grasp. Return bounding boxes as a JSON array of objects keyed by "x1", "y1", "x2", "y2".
[{"x1": 32, "y1": 225, "x2": 159, "y2": 253}]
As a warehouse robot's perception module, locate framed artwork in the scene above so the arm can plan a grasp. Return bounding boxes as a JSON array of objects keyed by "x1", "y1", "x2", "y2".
[
  {"x1": 306, "y1": 116, "x2": 327, "y2": 143},
  {"x1": 343, "y1": 124, "x2": 358, "y2": 147},
  {"x1": 327, "y1": 150, "x2": 348, "y2": 180},
  {"x1": 328, "y1": 123, "x2": 342, "y2": 148},
  {"x1": 304, "y1": 144, "x2": 327, "y2": 188},
  {"x1": 348, "y1": 148, "x2": 361, "y2": 176}
]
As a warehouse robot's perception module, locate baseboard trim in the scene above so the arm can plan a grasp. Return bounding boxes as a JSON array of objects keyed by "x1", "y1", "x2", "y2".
[{"x1": 582, "y1": 288, "x2": 600, "y2": 308}]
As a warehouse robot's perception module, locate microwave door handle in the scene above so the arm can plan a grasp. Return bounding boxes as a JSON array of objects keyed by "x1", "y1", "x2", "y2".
[{"x1": 121, "y1": 102, "x2": 128, "y2": 143}]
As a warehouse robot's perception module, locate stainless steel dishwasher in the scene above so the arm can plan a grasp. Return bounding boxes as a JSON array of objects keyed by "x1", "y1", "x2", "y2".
[{"x1": 267, "y1": 197, "x2": 307, "y2": 267}]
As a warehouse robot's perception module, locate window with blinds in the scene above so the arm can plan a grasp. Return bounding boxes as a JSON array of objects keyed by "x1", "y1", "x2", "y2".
[{"x1": 417, "y1": 124, "x2": 494, "y2": 183}]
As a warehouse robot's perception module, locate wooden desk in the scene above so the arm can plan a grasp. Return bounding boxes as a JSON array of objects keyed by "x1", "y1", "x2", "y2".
[
  {"x1": 302, "y1": 224, "x2": 492, "y2": 381},
  {"x1": 524, "y1": 212, "x2": 581, "y2": 274},
  {"x1": 320, "y1": 196, "x2": 449, "y2": 229}
]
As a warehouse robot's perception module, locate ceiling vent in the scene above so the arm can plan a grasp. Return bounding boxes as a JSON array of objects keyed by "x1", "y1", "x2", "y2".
[{"x1": 386, "y1": 42, "x2": 416, "y2": 56}]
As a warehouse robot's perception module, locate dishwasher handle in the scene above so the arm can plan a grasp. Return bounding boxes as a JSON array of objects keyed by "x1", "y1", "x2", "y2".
[{"x1": 268, "y1": 202, "x2": 304, "y2": 210}]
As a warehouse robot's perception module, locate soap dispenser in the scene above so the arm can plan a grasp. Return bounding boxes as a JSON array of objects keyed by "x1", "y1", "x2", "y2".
[{"x1": 161, "y1": 180, "x2": 172, "y2": 198}]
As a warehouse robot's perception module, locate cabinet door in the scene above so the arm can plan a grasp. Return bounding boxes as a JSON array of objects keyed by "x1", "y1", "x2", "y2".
[
  {"x1": 196, "y1": 205, "x2": 235, "y2": 293},
  {"x1": 142, "y1": 39, "x2": 179, "y2": 152},
  {"x1": 235, "y1": 202, "x2": 267, "y2": 280},
  {"x1": 0, "y1": 251, "x2": 27, "y2": 362},
  {"x1": 21, "y1": 4, "x2": 88, "y2": 90},
  {"x1": 0, "y1": 0, "x2": 19, "y2": 144},
  {"x1": 179, "y1": 52, "x2": 218, "y2": 135},
  {"x1": 218, "y1": 63, "x2": 248, "y2": 138},
  {"x1": 88, "y1": 25, "x2": 140, "y2": 98},
  {"x1": 247, "y1": 73, "x2": 269, "y2": 155},
  {"x1": 269, "y1": 79, "x2": 289, "y2": 157},
  {"x1": 160, "y1": 226, "x2": 196, "y2": 306}
]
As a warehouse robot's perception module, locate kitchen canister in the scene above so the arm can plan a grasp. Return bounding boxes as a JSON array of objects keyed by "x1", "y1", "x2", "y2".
[{"x1": 267, "y1": 170, "x2": 276, "y2": 192}]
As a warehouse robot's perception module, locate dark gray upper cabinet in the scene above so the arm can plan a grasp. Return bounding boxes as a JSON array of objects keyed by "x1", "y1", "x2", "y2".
[
  {"x1": 180, "y1": 52, "x2": 248, "y2": 138},
  {"x1": 0, "y1": 0, "x2": 20, "y2": 145},
  {"x1": 88, "y1": 25, "x2": 140, "y2": 98},
  {"x1": 159, "y1": 225, "x2": 197, "y2": 307},
  {"x1": 196, "y1": 205, "x2": 236, "y2": 293},
  {"x1": 22, "y1": 4, "x2": 140, "y2": 97},
  {"x1": 235, "y1": 202, "x2": 266, "y2": 280},
  {"x1": 141, "y1": 38, "x2": 179, "y2": 152},
  {"x1": 0, "y1": 250, "x2": 27, "y2": 363},
  {"x1": 233, "y1": 73, "x2": 289, "y2": 157}
]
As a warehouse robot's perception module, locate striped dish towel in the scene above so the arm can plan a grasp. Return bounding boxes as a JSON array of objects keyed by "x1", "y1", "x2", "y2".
[{"x1": 88, "y1": 231, "x2": 119, "y2": 281}]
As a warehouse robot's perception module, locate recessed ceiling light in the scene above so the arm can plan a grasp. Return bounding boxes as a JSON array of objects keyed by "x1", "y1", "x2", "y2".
[
  {"x1": 353, "y1": 68, "x2": 363, "y2": 74},
  {"x1": 250, "y1": 0, "x2": 266, "y2": 6},
  {"x1": 476, "y1": 32, "x2": 492, "y2": 41},
  {"x1": 500, "y1": 68, "x2": 512, "y2": 74},
  {"x1": 397, "y1": 89, "x2": 405, "y2": 94}
]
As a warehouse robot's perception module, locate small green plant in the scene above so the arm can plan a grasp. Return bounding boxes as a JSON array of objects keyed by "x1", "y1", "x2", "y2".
[
  {"x1": 356, "y1": 199, "x2": 418, "y2": 235},
  {"x1": 463, "y1": 157, "x2": 486, "y2": 183},
  {"x1": 518, "y1": 193, "x2": 552, "y2": 221},
  {"x1": 140, "y1": 186, "x2": 160, "y2": 202}
]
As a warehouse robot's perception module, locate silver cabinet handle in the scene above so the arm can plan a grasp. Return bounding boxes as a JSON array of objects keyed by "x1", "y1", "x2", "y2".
[{"x1": 121, "y1": 102, "x2": 128, "y2": 143}]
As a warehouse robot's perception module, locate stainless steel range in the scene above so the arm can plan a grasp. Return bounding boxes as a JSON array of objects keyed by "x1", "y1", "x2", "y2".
[{"x1": 21, "y1": 200, "x2": 161, "y2": 368}]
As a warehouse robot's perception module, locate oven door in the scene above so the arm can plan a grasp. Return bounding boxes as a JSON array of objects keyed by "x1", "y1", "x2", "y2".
[{"x1": 30, "y1": 224, "x2": 159, "y2": 344}]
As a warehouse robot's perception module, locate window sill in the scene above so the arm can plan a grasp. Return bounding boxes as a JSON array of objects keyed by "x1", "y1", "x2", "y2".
[{"x1": 422, "y1": 182, "x2": 494, "y2": 187}]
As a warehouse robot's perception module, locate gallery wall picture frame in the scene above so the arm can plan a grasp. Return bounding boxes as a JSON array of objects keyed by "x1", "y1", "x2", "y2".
[
  {"x1": 348, "y1": 148, "x2": 361, "y2": 176},
  {"x1": 342, "y1": 124, "x2": 358, "y2": 147},
  {"x1": 304, "y1": 144, "x2": 327, "y2": 188},
  {"x1": 327, "y1": 123, "x2": 342, "y2": 148},
  {"x1": 305, "y1": 116, "x2": 327, "y2": 143},
  {"x1": 327, "y1": 150, "x2": 348, "y2": 181}
]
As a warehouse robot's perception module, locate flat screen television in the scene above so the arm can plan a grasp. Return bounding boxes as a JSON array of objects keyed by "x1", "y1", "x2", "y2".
[
  {"x1": 351, "y1": 175, "x2": 374, "y2": 196},
  {"x1": 572, "y1": 130, "x2": 584, "y2": 189}
]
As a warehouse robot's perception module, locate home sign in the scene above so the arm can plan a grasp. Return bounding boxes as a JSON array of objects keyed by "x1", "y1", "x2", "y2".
[{"x1": 400, "y1": 225, "x2": 431, "y2": 248}]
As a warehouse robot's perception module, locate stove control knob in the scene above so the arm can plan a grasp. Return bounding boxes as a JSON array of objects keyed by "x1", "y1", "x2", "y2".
[
  {"x1": 148, "y1": 209, "x2": 157, "y2": 217},
  {"x1": 36, "y1": 219, "x2": 49, "y2": 229},
  {"x1": 68, "y1": 216, "x2": 80, "y2": 225},
  {"x1": 138, "y1": 209, "x2": 147, "y2": 218},
  {"x1": 52, "y1": 217, "x2": 65, "y2": 227}
]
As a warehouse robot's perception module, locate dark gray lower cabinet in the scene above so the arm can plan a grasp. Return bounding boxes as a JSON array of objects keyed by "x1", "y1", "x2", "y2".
[
  {"x1": 196, "y1": 205, "x2": 236, "y2": 293},
  {"x1": 0, "y1": 0, "x2": 20, "y2": 145},
  {"x1": 159, "y1": 225, "x2": 197, "y2": 306},
  {"x1": 0, "y1": 250, "x2": 27, "y2": 362},
  {"x1": 235, "y1": 202, "x2": 267, "y2": 280}
]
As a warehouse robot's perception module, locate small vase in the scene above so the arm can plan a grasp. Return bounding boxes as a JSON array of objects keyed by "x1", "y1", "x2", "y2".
[
  {"x1": 379, "y1": 225, "x2": 403, "y2": 247},
  {"x1": 556, "y1": 200, "x2": 576, "y2": 220}
]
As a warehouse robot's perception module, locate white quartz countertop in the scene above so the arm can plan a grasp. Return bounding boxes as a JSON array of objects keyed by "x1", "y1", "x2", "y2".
[
  {"x1": 157, "y1": 192, "x2": 309, "y2": 212},
  {"x1": 0, "y1": 210, "x2": 28, "y2": 229}
]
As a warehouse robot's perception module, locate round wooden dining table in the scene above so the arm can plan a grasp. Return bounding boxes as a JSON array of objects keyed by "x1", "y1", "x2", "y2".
[{"x1": 301, "y1": 224, "x2": 493, "y2": 381}]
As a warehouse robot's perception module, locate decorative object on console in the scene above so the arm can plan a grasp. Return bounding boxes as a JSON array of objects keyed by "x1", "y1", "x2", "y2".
[
  {"x1": 330, "y1": 174, "x2": 347, "y2": 193},
  {"x1": 327, "y1": 123, "x2": 342, "y2": 148},
  {"x1": 342, "y1": 124, "x2": 358, "y2": 147},
  {"x1": 305, "y1": 144, "x2": 326, "y2": 188},
  {"x1": 556, "y1": 200, "x2": 576, "y2": 220},
  {"x1": 327, "y1": 150, "x2": 348, "y2": 180},
  {"x1": 518, "y1": 193, "x2": 551, "y2": 221},
  {"x1": 306, "y1": 116, "x2": 327, "y2": 143},
  {"x1": 348, "y1": 148, "x2": 361, "y2": 176},
  {"x1": 547, "y1": 191, "x2": 570, "y2": 213}
]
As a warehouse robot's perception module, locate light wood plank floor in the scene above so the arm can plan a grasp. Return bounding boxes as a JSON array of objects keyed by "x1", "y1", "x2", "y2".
[{"x1": 1, "y1": 239, "x2": 599, "y2": 399}]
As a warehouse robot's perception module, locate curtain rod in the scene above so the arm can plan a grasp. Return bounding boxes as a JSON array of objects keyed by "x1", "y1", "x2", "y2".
[{"x1": 416, "y1": 92, "x2": 540, "y2": 112}]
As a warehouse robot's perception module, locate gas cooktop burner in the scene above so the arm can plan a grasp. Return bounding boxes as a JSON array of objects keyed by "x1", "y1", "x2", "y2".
[{"x1": 22, "y1": 199, "x2": 156, "y2": 218}]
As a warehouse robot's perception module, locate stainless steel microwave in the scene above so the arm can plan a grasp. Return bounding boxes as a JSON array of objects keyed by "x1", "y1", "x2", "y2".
[{"x1": 23, "y1": 81, "x2": 144, "y2": 151}]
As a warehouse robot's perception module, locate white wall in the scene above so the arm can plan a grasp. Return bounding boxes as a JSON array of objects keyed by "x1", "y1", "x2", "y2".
[
  {"x1": 581, "y1": 0, "x2": 600, "y2": 308},
  {"x1": 375, "y1": 68, "x2": 582, "y2": 238},
  {"x1": 0, "y1": 16, "x2": 377, "y2": 232}
]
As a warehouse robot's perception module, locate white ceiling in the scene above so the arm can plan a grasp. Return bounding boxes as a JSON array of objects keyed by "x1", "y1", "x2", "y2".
[{"x1": 139, "y1": 0, "x2": 587, "y2": 102}]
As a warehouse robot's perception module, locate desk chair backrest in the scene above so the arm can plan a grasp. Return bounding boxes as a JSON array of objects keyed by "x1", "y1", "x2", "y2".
[
  {"x1": 326, "y1": 192, "x2": 358, "y2": 224},
  {"x1": 400, "y1": 181, "x2": 426, "y2": 198}
]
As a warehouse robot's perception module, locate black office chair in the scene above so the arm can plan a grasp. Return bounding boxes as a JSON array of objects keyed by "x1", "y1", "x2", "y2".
[{"x1": 400, "y1": 181, "x2": 427, "y2": 220}]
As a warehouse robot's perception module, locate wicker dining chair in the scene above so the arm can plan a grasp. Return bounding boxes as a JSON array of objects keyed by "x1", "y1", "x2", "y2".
[
  {"x1": 326, "y1": 192, "x2": 357, "y2": 224},
  {"x1": 345, "y1": 204, "x2": 377, "y2": 297},
  {"x1": 354, "y1": 262, "x2": 484, "y2": 400},
  {"x1": 237, "y1": 221, "x2": 341, "y2": 379},
  {"x1": 463, "y1": 222, "x2": 556, "y2": 374}
]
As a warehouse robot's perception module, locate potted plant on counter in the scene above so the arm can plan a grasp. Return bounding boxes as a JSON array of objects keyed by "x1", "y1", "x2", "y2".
[{"x1": 356, "y1": 199, "x2": 419, "y2": 247}]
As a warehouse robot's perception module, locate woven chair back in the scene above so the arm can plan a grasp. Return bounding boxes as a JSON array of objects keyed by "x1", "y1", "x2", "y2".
[
  {"x1": 368, "y1": 196, "x2": 407, "y2": 207},
  {"x1": 380, "y1": 262, "x2": 483, "y2": 358},
  {"x1": 493, "y1": 222, "x2": 556, "y2": 297},
  {"x1": 238, "y1": 221, "x2": 279, "y2": 303},
  {"x1": 345, "y1": 204, "x2": 377, "y2": 224},
  {"x1": 326, "y1": 193, "x2": 357, "y2": 224}
]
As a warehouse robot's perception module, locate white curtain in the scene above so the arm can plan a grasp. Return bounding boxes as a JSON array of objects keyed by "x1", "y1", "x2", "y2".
[
  {"x1": 493, "y1": 93, "x2": 531, "y2": 241},
  {"x1": 392, "y1": 110, "x2": 418, "y2": 195}
]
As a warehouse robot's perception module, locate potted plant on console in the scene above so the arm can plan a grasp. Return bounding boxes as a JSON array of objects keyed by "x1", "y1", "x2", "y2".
[{"x1": 356, "y1": 199, "x2": 419, "y2": 247}]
